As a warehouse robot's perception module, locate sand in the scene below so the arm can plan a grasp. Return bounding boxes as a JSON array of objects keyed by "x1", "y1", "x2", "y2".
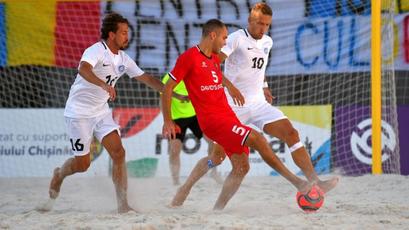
[{"x1": 0, "y1": 174, "x2": 408, "y2": 230}]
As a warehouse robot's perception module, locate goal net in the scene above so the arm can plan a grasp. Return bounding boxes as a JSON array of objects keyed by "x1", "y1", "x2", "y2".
[{"x1": 0, "y1": 0, "x2": 404, "y2": 177}]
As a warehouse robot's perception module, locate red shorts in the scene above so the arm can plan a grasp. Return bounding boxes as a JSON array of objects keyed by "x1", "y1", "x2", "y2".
[{"x1": 200, "y1": 113, "x2": 251, "y2": 157}]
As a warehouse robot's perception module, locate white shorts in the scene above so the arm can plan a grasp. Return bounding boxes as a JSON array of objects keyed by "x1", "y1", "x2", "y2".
[
  {"x1": 65, "y1": 112, "x2": 120, "y2": 156},
  {"x1": 231, "y1": 100, "x2": 287, "y2": 131}
]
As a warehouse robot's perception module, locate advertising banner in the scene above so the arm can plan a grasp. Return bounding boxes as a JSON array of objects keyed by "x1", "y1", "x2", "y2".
[
  {"x1": 0, "y1": 109, "x2": 110, "y2": 177},
  {"x1": 333, "y1": 106, "x2": 400, "y2": 175},
  {"x1": 104, "y1": 2, "x2": 409, "y2": 75},
  {"x1": 0, "y1": 106, "x2": 332, "y2": 177},
  {"x1": 398, "y1": 106, "x2": 409, "y2": 175}
]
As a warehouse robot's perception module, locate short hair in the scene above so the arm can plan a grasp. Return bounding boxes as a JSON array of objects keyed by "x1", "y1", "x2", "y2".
[
  {"x1": 100, "y1": 12, "x2": 129, "y2": 40},
  {"x1": 250, "y1": 2, "x2": 273, "y2": 17},
  {"x1": 202, "y1": 19, "x2": 226, "y2": 37}
]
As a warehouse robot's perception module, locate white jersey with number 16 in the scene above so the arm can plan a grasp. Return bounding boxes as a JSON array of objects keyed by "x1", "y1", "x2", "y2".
[{"x1": 64, "y1": 41, "x2": 144, "y2": 118}]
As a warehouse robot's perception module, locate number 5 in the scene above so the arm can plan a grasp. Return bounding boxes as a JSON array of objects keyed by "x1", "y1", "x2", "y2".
[
  {"x1": 211, "y1": 71, "x2": 218, "y2": 83},
  {"x1": 232, "y1": 125, "x2": 246, "y2": 136}
]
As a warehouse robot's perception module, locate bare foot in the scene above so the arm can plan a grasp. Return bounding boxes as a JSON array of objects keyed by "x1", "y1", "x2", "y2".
[
  {"x1": 317, "y1": 176, "x2": 339, "y2": 193},
  {"x1": 296, "y1": 180, "x2": 313, "y2": 194},
  {"x1": 35, "y1": 198, "x2": 56, "y2": 212},
  {"x1": 118, "y1": 204, "x2": 135, "y2": 214},
  {"x1": 171, "y1": 185, "x2": 190, "y2": 206},
  {"x1": 49, "y1": 167, "x2": 63, "y2": 199}
]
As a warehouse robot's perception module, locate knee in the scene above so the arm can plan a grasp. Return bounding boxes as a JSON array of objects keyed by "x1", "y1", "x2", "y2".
[
  {"x1": 211, "y1": 151, "x2": 226, "y2": 165},
  {"x1": 232, "y1": 161, "x2": 250, "y2": 177},
  {"x1": 286, "y1": 128, "x2": 300, "y2": 143},
  {"x1": 247, "y1": 131, "x2": 268, "y2": 148},
  {"x1": 75, "y1": 157, "x2": 91, "y2": 172},
  {"x1": 110, "y1": 146, "x2": 126, "y2": 163}
]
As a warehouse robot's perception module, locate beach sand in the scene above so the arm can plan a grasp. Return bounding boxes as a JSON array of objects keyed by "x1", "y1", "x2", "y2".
[{"x1": 1, "y1": 174, "x2": 408, "y2": 229}]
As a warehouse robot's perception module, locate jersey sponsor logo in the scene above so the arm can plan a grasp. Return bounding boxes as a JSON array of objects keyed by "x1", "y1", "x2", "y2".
[
  {"x1": 264, "y1": 47, "x2": 269, "y2": 54},
  {"x1": 200, "y1": 83, "x2": 223, "y2": 91},
  {"x1": 118, "y1": 65, "x2": 125, "y2": 72}
]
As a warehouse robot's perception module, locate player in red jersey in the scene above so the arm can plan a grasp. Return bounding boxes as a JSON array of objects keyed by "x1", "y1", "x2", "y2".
[{"x1": 162, "y1": 19, "x2": 311, "y2": 210}]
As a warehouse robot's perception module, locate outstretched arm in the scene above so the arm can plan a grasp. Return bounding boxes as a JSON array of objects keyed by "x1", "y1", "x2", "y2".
[
  {"x1": 135, "y1": 73, "x2": 165, "y2": 92},
  {"x1": 135, "y1": 73, "x2": 189, "y2": 101}
]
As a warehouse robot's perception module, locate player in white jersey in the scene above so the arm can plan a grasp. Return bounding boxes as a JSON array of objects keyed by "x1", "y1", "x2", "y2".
[
  {"x1": 37, "y1": 13, "x2": 180, "y2": 214},
  {"x1": 219, "y1": 3, "x2": 338, "y2": 193}
]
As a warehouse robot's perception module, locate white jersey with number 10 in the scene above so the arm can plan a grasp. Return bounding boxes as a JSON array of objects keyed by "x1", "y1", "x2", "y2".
[{"x1": 221, "y1": 29, "x2": 273, "y2": 105}]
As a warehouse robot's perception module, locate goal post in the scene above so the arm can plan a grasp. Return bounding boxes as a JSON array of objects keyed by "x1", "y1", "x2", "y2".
[{"x1": 371, "y1": 0, "x2": 382, "y2": 174}]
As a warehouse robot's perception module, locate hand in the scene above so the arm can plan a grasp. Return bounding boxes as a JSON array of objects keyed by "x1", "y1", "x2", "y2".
[
  {"x1": 101, "y1": 84, "x2": 116, "y2": 101},
  {"x1": 162, "y1": 121, "x2": 181, "y2": 140},
  {"x1": 263, "y1": 87, "x2": 275, "y2": 104},
  {"x1": 227, "y1": 84, "x2": 245, "y2": 106}
]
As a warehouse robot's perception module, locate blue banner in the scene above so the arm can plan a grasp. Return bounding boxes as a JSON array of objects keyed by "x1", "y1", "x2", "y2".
[{"x1": 308, "y1": 0, "x2": 371, "y2": 17}]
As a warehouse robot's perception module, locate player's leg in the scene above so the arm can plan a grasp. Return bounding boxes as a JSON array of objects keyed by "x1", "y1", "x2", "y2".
[
  {"x1": 245, "y1": 130, "x2": 312, "y2": 194},
  {"x1": 168, "y1": 138, "x2": 183, "y2": 185},
  {"x1": 37, "y1": 118, "x2": 93, "y2": 212},
  {"x1": 36, "y1": 154, "x2": 91, "y2": 212},
  {"x1": 169, "y1": 118, "x2": 189, "y2": 185},
  {"x1": 171, "y1": 143, "x2": 226, "y2": 206},
  {"x1": 49, "y1": 154, "x2": 91, "y2": 199},
  {"x1": 189, "y1": 116, "x2": 223, "y2": 184},
  {"x1": 213, "y1": 152, "x2": 249, "y2": 210},
  {"x1": 96, "y1": 112, "x2": 133, "y2": 213},
  {"x1": 101, "y1": 130, "x2": 133, "y2": 213},
  {"x1": 204, "y1": 137, "x2": 223, "y2": 184},
  {"x1": 263, "y1": 119, "x2": 338, "y2": 193}
]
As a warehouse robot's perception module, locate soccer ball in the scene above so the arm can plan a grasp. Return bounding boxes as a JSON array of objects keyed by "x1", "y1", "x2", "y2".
[{"x1": 296, "y1": 185, "x2": 324, "y2": 213}]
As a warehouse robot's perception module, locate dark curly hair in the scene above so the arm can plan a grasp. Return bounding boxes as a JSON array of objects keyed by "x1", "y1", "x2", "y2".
[{"x1": 100, "y1": 12, "x2": 129, "y2": 40}]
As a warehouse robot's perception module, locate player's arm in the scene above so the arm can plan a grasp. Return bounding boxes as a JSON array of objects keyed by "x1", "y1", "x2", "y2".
[
  {"x1": 263, "y1": 80, "x2": 275, "y2": 104},
  {"x1": 135, "y1": 73, "x2": 189, "y2": 102},
  {"x1": 78, "y1": 61, "x2": 116, "y2": 101},
  {"x1": 222, "y1": 77, "x2": 245, "y2": 106},
  {"x1": 218, "y1": 51, "x2": 245, "y2": 106},
  {"x1": 161, "y1": 79, "x2": 179, "y2": 139}
]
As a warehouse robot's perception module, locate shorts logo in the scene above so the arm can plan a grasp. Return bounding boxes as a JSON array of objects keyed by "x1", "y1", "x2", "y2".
[{"x1": 350, "y1": 118, "x2": 396, "y2": 165}]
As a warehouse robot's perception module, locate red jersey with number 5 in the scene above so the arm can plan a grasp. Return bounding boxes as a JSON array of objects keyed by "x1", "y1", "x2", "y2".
[
  {"x1": 169, "y1": 46, "x2": 229, "y2": 118},
  {"x1": 169, "y1": 46, "x2": 251, "y2": 156}
]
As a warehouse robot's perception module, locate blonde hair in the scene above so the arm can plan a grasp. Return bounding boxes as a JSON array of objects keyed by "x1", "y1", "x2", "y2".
[{"x1": 250, "y1": 2, "x2": 273, "y2": 18}]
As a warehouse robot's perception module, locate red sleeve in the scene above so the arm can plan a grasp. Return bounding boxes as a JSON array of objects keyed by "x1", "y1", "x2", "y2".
[{"x1": 169, "y1": 50, "x2": 192, "y2": 84}]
